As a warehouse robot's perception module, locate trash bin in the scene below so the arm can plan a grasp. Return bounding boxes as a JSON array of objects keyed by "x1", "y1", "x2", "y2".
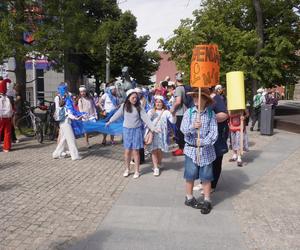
[{"x1": 260, "y1": 104, "x2": 274, "y2": 135}]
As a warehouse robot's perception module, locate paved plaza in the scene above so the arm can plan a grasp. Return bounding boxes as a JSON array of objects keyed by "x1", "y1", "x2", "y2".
[{"x1": 1, "y1": 130, "x2": 300, "y2": 250}]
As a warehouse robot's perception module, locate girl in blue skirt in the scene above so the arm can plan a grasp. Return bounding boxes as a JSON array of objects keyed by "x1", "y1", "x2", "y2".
[{"x1": 107, "y1": 89, "x2": 156, "y2": 179}]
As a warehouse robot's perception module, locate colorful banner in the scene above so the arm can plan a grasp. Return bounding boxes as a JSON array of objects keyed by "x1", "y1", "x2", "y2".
[
  {"x1": 190, "y1": 44, "x2": 220, "y2": 88},
  {"x1": 226, "y1": 71, "x2": 246, "y2": 110}
]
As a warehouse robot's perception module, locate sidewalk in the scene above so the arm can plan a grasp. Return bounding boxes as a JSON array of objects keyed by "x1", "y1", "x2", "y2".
[{"x1": 68, "y1": 130, "x2": 300, "y2": 250}]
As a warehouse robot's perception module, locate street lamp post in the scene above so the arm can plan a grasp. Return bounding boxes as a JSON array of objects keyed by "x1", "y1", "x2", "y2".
[
  {"x1": 32, "y1": 59, "x2": 37, "y2": 107},
  {"x1": 106, "y1": 43, "x2": 110, "y2": 83}
]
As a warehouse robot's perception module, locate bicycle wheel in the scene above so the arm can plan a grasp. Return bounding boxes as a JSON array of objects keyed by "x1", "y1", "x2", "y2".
[
  {"x1": 16, "y1": 116, "x2": 35, "y2": 137},
  {"x1": 49, "y1": 121, "x2": 59, "y2": 141},
  {"x1": 35, "y1": 121, "x2": 44, "y2": 143}
]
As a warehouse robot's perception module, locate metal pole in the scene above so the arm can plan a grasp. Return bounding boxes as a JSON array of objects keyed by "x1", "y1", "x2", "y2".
[
  {"x1": 106, "y1": 43, "x2": 110, "y2": 83},
  {"x1": 32, "y1": 59, "x2": 37, "y2": 107}
]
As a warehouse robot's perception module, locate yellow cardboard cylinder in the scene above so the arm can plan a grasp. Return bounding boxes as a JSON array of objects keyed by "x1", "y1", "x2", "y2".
[{"x1": 226, "y1": 71, "x2": 246, "y2": 110}]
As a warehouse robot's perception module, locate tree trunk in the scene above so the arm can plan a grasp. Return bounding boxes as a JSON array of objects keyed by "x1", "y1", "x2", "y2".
[
  {"x1": 252, "y1": 0, "x2": 264, "y2": 97},
  {"x1": 14, "y1": 56, "x2": 27, "y2": 101},
  {"x1": 13, "y1": 0, "x2": 27, "y2": 101},
  {"x1": 95, "y1": 75, "x2": 100, "y2": 95},
  {"x1": 64, "y1": 52, "x2": 83, "y2": 94}
]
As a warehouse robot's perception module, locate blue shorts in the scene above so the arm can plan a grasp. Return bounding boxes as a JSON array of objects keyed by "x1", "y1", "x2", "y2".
[{"x1": 184, "y1": 155, "x2": 214, "y2": 182}]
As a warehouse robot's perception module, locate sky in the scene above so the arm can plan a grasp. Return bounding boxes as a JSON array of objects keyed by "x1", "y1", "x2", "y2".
[{"x1": 119, "y1": 0, "x2": 201, "y2": 51}]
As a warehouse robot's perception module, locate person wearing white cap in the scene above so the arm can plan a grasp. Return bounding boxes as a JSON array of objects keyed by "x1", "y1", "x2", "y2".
[
  {"x1": 146, "y1": 95, "x2": 176, "y2": 176},
  {"x1": 78, "y1": 85, "x2": 97, "y2": 148},
  {"x1": 99, "y1": 85, "x2": 119, "y2": 145},
  {"x1": 250, "y1": 88, "x2": 264, "y2": 131},
  {"x1": 106, "y1": 89, "x2": 157, "y2": 179}
]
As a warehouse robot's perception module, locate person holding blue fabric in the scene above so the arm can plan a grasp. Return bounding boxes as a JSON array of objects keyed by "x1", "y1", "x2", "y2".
[
  {"x1": 78, "y1": 86, "x2": 98, "y2": 148},
  {"x1": 106, "y1": 89, "x2": 156, "y2": 179},
  {"x1": 52, "y1": 83, "x2": 83, "y2": 161},
  {"x1": 180, "y1": 88, "x2": 218, "y2": 214},
  {"x1": 99, "y1": 85, "x2": 119, "y2": 145}
]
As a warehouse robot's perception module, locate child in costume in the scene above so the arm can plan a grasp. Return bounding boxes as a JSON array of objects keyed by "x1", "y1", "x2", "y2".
[
  {"x1": 0, "y1": 79, "x2": 13, "y2": 152},
  {"x1": 52, "y1": 83, "x2": 83, "y2": 160},
  {"x1": 99, "y1": 85, "x2": 119, "y2": 145},
  {"x1": 180, "y1": 88, "x2": 218, "y2": 215},
  {"x1": 228, "y1": 109, "x2": 249, "y2": 167},
  {"x1": 78, "y1": 85, "x2": 97, "y2": 148},
  {"x1": 106, "y1": 89, "x2": 157, "y2": 179},
  {"x1": 147, "y1": 95, "x2": 176, "y2": 176}
]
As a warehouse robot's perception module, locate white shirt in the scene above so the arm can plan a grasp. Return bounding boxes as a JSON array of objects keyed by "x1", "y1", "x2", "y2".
[
  {"x1": 6, "y1": 82, "x2": 15, "y2": 98},
  {"x1": 0, "y1": 95, "x2": 13, "y2": 118},
  {"x1": 100, "y1": 93, "x2": 118, "y2": 113}
]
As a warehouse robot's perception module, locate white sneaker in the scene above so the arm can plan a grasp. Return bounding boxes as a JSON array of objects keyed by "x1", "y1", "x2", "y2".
[
  {"x1": 193, "y1": 183, "x2": 203, "y2": 191},
  {"x1": 153, "y1": 168, "x2": 160, "y2": 176},
  {"x1": 123, "y1": 169, "x2": 130, "y2": 177},
  {"x1": 60, "y1": 152, "x2": 67, "y2": 158},
  {"x1": 72, "y1": 156, "x2": 82, "y2": 160},
  {"x1": 133, "y1": 172, "x2": 140, "y2": 179}
]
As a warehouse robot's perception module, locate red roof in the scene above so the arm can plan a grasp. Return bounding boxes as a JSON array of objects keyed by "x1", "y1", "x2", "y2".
[{"x1": 155, "y1": 52, "x2": 178, "y2": 83}]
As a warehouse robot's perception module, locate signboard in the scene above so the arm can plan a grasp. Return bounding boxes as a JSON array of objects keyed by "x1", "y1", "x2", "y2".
[
  {"x1": 190, "y1": 44, "x2": 220, "y2": 87},
  {"x1": 226, "y1": 71, "x2": 246, "y2": 110}
]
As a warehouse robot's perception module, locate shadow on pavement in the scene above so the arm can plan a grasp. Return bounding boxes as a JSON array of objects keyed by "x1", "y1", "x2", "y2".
[
  {"x1": 0, "y1": 183, "x2": 20, "y2": 192},
  {"x1": 14, "y1": 142, "x2": 53, "y2": 151},
  {"x1": 242, "y1": 149, "x2": 262, "y2": 163},
  {"x1": 49, "y1": 230, "x2": 111, "y2": 250},
  {"x1": 0, "y1": 161, "x2": 20, "y2": 170},
  {"x1": 213, "y1": 168, "x2": 251, "y2": 206}
]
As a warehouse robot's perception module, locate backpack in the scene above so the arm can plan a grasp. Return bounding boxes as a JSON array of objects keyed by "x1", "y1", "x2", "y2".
[
  {"x1": 253, "y1": 94, "x2": 262, "y2": 108},
  {"x1": 55, "y1": 107, "x2": 66, "y2": 122},
  {"x1": 188, "y1": 106, "x2": 213, "y2": 123},
  {"x1": 183, "y1": 85, "x2": 194, "y2": 108}
]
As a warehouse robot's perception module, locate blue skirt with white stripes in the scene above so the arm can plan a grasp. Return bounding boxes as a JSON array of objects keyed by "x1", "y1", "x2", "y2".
[{"x1": 123, "y1": 126, "x2": 144, "y2": 150}]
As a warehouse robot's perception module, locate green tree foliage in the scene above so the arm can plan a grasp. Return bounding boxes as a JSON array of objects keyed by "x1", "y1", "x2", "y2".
[
  {"x1": 0, "y1": 0, "x2": 160, "y2": 96},
  {"x1": 93, "y1": 11, "x2": 160, "y2": 84},
  {"x1": 159, "y1": 0, "x2": 300, "y2": 96}
]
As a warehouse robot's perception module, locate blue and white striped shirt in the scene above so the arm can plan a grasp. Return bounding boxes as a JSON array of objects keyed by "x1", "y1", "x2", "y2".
[{"x1": 180, "y1": 107, "x2": 218, "y2": 166}]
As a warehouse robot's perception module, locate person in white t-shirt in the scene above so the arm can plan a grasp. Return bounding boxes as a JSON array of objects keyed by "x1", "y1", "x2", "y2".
[{"x1": 99, "y1": 86, "x2": 119, "y2": 145}]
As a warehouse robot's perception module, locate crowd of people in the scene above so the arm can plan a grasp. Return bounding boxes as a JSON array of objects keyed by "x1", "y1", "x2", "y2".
[{"x1": 0, "y1": 73, "x2": 281, "y2": 215}]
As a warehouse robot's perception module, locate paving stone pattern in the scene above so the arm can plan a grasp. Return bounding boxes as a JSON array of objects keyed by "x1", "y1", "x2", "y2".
[
  {"x1": 0, "y1": 136, "x2": 129, "y2": 250},
  {"x1": 1, "y1": 130, "x2": 300, "y2": 250},
  {"x1": 233, "y1": 146, "x2": 300, "y2": 250}
]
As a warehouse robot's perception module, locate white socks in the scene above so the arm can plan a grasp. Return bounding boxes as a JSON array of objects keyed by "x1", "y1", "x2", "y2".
[
  {"x1": 186, "y1": 194, "x2": 194, "y2": 200},
  {"x1": 232, "y1": 153, "x2": 237, "y2": 160}
]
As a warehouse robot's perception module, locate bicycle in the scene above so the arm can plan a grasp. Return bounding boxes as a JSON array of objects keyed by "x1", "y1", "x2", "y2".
[
  {"x1": 16, "y1": 102, "x2": 44, "y2": 143},
  {"x1": 41, "y1": 100, "x2": 59, "y2": 141}
]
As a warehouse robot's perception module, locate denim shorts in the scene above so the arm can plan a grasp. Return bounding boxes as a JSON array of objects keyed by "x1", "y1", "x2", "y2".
[{"x1": 184, "y1": 155, "x2": 214, "y2": 182}]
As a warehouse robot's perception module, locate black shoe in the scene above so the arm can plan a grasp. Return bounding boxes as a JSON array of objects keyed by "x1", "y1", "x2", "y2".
[
  {"x1": 184, "y1": 197, "x2": 202, "y2": 209},
  {"x1": 196, "y1": 195, "x2": 205, "y2": 206},
  {"x1": 201, "y1": 201, "x2": 212, "y2": 214},
  {"x1": 237, "y1": 161, "x2": 243, "y2": 167},
  {"x1": 250, "y1": 127, "x2": 254, "y2": 131}
]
